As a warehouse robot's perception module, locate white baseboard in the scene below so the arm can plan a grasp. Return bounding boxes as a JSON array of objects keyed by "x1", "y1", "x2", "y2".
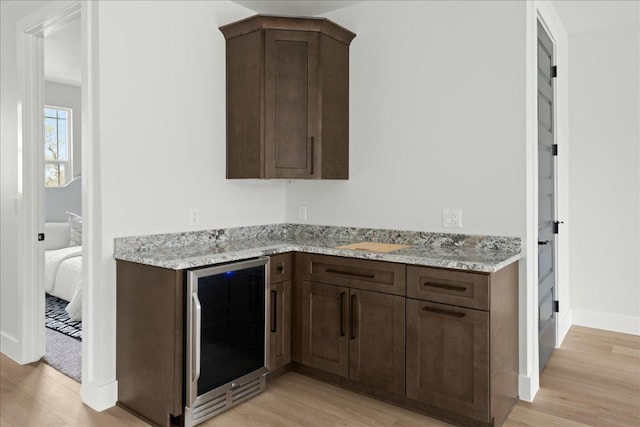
[
  {"x1": 81, "y1": 379, "x2": 118, "y2": 412},
  {"x1": 1, "y1": 331, "x2": 20, "y2": 362},
  {"x1": 572, "y1": 309, "x2": 640, "y2": 336},
  {"x1": 557, "y1": 310, "x2": 572, "y2": 347},
  {"x1": 518, "y1": 373, "x2": 539, "y2": 402}
]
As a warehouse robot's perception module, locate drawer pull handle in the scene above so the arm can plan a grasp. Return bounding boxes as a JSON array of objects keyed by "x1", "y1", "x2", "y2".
[
  {"x1": 339, "y1": 292, "x2": 346, "y2": 337},
  {"x1": 423, "y1": 306, "x2": 466, "y2": 318},
  {"x1": 423, "y1": 282, "x2": 467, "y2": 292},
  {"x1": 350, "y1": 294, "x2": 357, "y2": 340},
  {"x1": 277, "y1": 261, "x2": 285, "y2": 273},
  {"x1": 271, "y1": 290, "x2": 277, "y2": 333},
  {"x1": 326, "y1": 268, "x2": 375, "y2": 279}
]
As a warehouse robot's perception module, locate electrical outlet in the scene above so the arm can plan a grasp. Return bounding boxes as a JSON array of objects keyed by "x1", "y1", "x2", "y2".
[
  {"x1": 443, "y1": 208, "x2": 462, "y2": 228},
  {"x1": 298, "y1": 205, "x2": 308, "y2": 221},
  {"x1": 189, "y1": 208, "x2": 200, "y2": 225}
]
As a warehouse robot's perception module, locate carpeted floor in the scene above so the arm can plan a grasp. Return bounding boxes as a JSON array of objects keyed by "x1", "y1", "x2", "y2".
[
  {"x1": 44, "y1": 293, "x2": 82, "y2": 383},
  {"x1": 43, "y1": 327, "x2": 81, "y2": 383},
  {"x1": 45, "y1": 293, "x2": 82, "y2": 339}
]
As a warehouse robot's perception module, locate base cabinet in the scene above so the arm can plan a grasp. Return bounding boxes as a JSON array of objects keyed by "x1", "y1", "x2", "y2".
[
  {"x1": 269, "y1": 280, "x2": 291, "y2": 370},
  {"x1": 116, "y1": 252, "x2": 517, "y2": 427},
  {"x1": 297, "y1": 255, "x2": 518, "y2": 427},
  {"x1": 406, "y1": 299, "x2": 489, "y2": 422},
  {"x1": 406, "y1": 263, "x2": 519, "y2": 426},
  {"x1": 300, "y1": 254, "x2": 406, "y2": 396},
  {"x1": 269, "y1": 253, "x2": 293, "y2": 371},
  {"x1": 116, "y1": 261, "x2": 184, "y2": 427}
]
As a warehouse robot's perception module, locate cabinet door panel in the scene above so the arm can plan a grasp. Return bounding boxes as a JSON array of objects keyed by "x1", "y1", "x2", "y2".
[
  {"x1": 265, "y1": 30, "x2": 318, "y2": 179},
  {"x1": 349, "y1": 289, "x2": 405, "y2": 395},
  {"x1": 301, "y1": 281, "x2": 349, "y2": 377},
  {"x1": 269, "y1": 280, "x2": 291, "y2": 371},
  {"x1": 406, "y1": 299, "x2": 489, "y2": 423}
]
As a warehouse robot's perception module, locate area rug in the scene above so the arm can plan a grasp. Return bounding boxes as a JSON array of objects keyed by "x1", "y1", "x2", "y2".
[
  {"x1": 45, "y1": 293, "x2": 82, "y2": 339},
  {"x1": 43, "y1": 327, "x2": 81, "y2": 383}
]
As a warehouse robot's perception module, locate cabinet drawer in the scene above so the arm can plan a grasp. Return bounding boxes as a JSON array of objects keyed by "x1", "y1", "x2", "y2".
[
  {"x1": 407, "y1": 266, "x2": 489, "y2": 310},
  {"x1": 302, "y1": 253, "x2": 405, "y2": 296},
  {"x1": 270, "y1": 253, "x2": 293, "y2": 284}
]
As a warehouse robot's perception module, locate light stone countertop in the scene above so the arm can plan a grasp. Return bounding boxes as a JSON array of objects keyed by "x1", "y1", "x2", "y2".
[{"x1": 114, "y1": 224, "x2": 522, "y2": 273}]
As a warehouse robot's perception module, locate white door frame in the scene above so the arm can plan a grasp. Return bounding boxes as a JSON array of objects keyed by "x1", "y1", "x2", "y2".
[
  {"x1": 17, "y1": 0, "x2": 115, "y2": 411},
  {"x1": 16, "y1": 0, "x2": 81, "y2": 367},
  {"x1": 523, "y1": 0, "x2": 570, "y2": 402}
]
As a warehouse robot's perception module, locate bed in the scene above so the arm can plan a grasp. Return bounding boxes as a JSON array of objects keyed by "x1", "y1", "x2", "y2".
[{"x1": 45, "y1": 217, "x2": 82, "y2": 320}]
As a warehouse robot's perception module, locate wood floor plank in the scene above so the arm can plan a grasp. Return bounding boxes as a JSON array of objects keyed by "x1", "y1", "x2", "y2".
[
  {"x1": 1, "y1": 326, "x2": 639, "y2": 427},
  {"x1": 613, "y1": 344, "x2": 640, "y2": 358},
  {"x1": 0, "y1": 376, "x2": 68, "y2": 427},
  {"x1": 0, "y1": 415, "x2": 16, "y2": 427},
  {"x1": 504, "y1": 405, "x2": 591, "y2": 427}
]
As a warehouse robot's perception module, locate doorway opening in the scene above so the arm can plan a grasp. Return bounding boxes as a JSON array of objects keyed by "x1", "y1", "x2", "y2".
[{"x1": 41, "y1": 14, "x2": 83, "y2": 382}]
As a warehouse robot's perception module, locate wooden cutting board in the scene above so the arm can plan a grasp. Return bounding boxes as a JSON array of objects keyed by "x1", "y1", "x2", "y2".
[{"x1": 336, "y1": 241, "x2": 412, "y2": 253}]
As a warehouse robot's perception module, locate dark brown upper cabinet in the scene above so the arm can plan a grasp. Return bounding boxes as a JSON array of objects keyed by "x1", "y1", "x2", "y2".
[{"x1": 219, "y1": 15, "x2": 356, "y2": 179}]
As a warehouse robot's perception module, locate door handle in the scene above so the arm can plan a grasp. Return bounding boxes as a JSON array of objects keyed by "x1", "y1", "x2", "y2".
[
  {"x1": 325, "y1": 268, "x2": 375, "y2": 279},
  {"x1": 271, "y1": 289, "x2": 277, "y2": 333},
  {"x1": 339, "y1": 292, "x2": 346, "y2": 337},
  {"x1": 423, "y1": 282, "x2": 467, "y2": 292},
  {"x1": 423, "y1": 306, "x2": 465, "y2": 318},
  {"x1": 310, "y1": 136, "x2": 315, "y2": 175},
  {"x1": 538, "y1": 240, "x2": 550, "y2": 245},
  {"x1": 350, "y1": 294, "x2": 357, "y2": 340},
  {"x1": 192, "y1": 293, "x2": 202, "y2": 382}
]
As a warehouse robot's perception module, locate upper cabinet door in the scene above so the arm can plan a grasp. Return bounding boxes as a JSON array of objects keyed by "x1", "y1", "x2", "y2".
[{"x1": 265, "y1": 30, "x2": 319, "y2": 179}]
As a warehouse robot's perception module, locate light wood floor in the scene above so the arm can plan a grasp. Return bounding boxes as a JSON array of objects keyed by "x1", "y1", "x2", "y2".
[{"x1": 1, "y1": 326, "x2": 639, "y2": 427}]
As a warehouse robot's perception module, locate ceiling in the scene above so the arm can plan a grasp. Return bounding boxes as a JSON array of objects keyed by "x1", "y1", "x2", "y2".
[
  {"x1": 44, "y1": 18, "x2": 81, "y2": 87},
  {"x1": 233, "y1": 0, "x2": 361, "y2": 16}
]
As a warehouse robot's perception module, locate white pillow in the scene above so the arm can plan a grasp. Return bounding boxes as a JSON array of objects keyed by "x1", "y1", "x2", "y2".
[
  {"x1": 67, "y1": 211, "x2": 82, "y2": 246},
  {"x1": 44, "y1": 222, "x2": 71, "y2": 250}
]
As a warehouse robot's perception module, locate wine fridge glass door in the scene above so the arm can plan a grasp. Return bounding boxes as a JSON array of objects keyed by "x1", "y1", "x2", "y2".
[{"x1": 186, "y1": 257, "x2": 268, "y2": 407}]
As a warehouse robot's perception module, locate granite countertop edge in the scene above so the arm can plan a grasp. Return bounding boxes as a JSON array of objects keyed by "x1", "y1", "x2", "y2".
[{"x1": 114, "y1": 241, "x2": 523, "y2": 273}]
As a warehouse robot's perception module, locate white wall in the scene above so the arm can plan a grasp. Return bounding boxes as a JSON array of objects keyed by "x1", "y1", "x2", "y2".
[
  {"x1": 92, "y1": 0, "x2": 286, "y2": 385},
  {"x1": 287, "y1": 1, "x2": 527, "y2": 238},
  {"x1": 45, "y1": 80, "x2": 82, "y2": 178},
  {"x1": 568, "y1": 21, "x2": 640, "y2": 334},
  {"x1": 0, "y1": 0, "x2": 49, "y2": 361}
]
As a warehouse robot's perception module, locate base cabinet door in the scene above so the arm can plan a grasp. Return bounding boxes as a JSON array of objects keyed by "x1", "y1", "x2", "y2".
[
  {"x1": 269, "y1": 280, "x2": 291, "y2": 370},
  {"x1": 406, "y1": 299, "x2": 490, "y2": 423},
  {"x1": 349, "y1": 289, "x2": 405, "y2": 395},
  {"x1": 301, "y1": 281, "x2": 349, "y2": 377}
]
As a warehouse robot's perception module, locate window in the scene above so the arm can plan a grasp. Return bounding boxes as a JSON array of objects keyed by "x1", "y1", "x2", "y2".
[{"x1": 44, "y1": 106, "x2": 72, "y2": 187}]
